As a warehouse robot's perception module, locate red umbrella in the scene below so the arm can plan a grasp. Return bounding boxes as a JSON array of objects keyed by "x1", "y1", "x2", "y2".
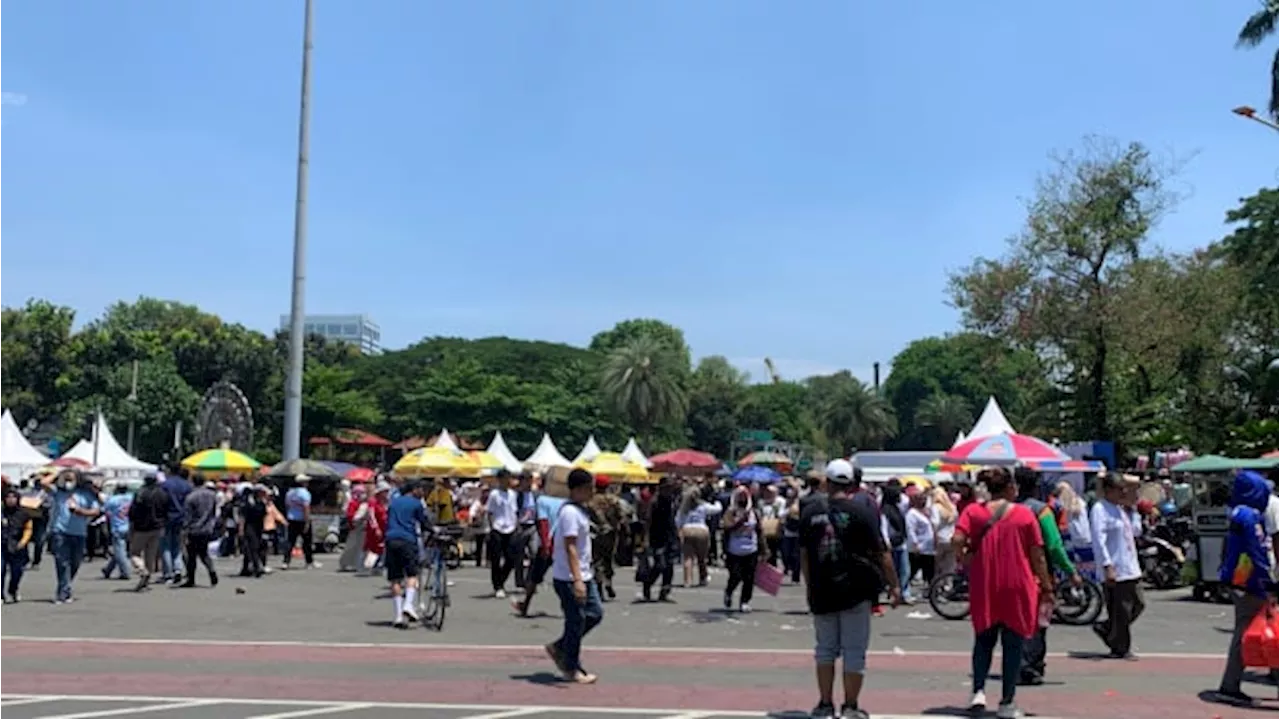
[
  {"x1": 345, "y1": 467, "x2": 375, "y2": 483},
  {"x1": 50, "y1": 457, "x2": 91, "y2": 468},
  {"x1": 650, "y1": 449, "x2": 720, "y2": 473},
  {"x1": 1262, "y1": 450, "x2": 1279, "y2": 459},
  {"x1": 942, "y1": 432, "x2": 1067, "y2": 465}
]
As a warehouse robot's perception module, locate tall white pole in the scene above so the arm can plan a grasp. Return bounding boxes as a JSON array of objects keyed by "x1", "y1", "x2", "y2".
[{"x1": 282, "y1": 0, "x2": 314, "y2": 461}]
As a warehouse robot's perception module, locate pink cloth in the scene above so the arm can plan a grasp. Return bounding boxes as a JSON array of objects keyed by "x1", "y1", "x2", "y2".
[{"x1": 956, "y1": 501, "x2": 1043, "y2": 639}]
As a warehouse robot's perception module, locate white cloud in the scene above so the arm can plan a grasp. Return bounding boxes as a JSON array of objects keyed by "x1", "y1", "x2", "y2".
[
  {"x1": 2, "y1": 92, "x2": 28, "y2": 107},
  {"x1": 726, "y1": 356, "x2": 876, "y2": 385}
]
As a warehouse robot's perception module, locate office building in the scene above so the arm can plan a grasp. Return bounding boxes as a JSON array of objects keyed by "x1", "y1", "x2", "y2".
[{"x1": 279, "y1": 313, "x2": 381, "y2": 355}]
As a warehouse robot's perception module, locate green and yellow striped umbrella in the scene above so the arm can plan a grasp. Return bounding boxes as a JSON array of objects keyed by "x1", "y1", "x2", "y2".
[{"x1": 181, "y1": 448, "x2": 261, "y2": 473}]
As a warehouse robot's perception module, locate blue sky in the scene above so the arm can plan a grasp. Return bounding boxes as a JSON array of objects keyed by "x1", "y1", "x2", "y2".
[{"x1": 2, "y1": 1, "x2": 1275, "y2": 383}]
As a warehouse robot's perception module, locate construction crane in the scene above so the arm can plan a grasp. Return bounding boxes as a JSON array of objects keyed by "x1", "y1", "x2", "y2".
[{"x1": 763, "y1": 358, "x2": 782, "y2": 384}]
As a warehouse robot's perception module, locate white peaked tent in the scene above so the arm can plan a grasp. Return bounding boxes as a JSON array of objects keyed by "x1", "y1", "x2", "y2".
[
  {"x1": 952, "y1": 430, "x2": 968, "y2": 448},
  {"x1": 573, "y1": 435, "x2": 603, "y2": 465},
  {"x1": 966, "y1": 397, "x2": 1017, "y2": 440},
  {"x1": 486, "y1": 431, "x2": 524, "y2": 474},
  {"x1": 620, "y1": 437, "x2": 650, "y2": 467},
  {"x1": 524, "y1": 432, "x2": 571, "y2": 470},
  {"x1": 432, "y1": 428, "x2": 459, "y2": 451},
  {"x1": 1, "y1": 409, "x2": 50, "y2": 477},
  {"x1": 62, "y1": 412, "x2": 157, "y2": 477}
]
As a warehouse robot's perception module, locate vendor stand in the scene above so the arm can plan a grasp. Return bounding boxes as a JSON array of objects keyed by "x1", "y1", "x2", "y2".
[{"x1": 1171, "y1": 454, "x2": 1279, "y2": 602}]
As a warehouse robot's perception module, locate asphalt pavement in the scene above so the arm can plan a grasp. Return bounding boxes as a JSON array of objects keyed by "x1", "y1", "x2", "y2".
[{"x1": 1, "y1": 554, "x2": 1275, "y2": 718}]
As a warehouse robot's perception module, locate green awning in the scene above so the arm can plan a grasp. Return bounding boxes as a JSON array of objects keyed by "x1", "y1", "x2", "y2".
[{"x1": 1171, "y1": 454, "x2": 1280, "y2": 473}]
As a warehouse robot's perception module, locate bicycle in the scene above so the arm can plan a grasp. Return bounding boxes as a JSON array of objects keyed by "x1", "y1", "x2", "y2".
[
  {"x1": 928, "y1": 568, "x2": 1103, "y2": 625},
  {"x1": 416, "y1": 531, "x2": 451, "y2": 631}
]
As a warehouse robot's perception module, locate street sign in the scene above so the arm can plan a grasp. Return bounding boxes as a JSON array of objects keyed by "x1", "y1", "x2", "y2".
[{"x1": 737, "y1": 429, "x2": 772, "y2": 443}]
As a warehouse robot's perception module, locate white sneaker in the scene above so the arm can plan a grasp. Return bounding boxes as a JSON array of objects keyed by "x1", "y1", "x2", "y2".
[
  {"x1": 996, "y1": 703, "x2": 1022, "y2": 719},
  {"x1": 739, "y1": 603, "x2": 752, "y2": 614},
  {"x1": 402, "y1": 604, "x2": 421, "y2": 623},
  {"x1": 969, "y1": 690, "x2": 986, "y2": 712},
  {"x1": 261, "y1": 566, "x2": 273, "y2": 574},
  {"x1": 495, "y1": 589, "x2": 506, "y2": 599},
  {"x1": 307, "y1": 562, "x2": 322, "y2": 570}
]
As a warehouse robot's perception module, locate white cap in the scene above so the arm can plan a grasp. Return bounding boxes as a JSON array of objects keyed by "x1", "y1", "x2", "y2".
[{"x1": 825, "y1": 459, "x2": 855, "y2": 484}]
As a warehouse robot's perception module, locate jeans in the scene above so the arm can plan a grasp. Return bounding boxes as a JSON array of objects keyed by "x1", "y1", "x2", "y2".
[
  {"x1": 552, "y1": 578, "x2": 604, "y2": 674},
  {"x1": 284, "y1": 520, "x2": 313, "y2": 566},
  {"x1": 30, "y1": 517, "x2": 47, "y2": 566},
  {"x1": 893, "y1": 545, "x2": 911, "y2": 596},
  {"x1": 162, "y1": 523, "x2": 185, "y2": 580},
  {"x1": 101, "y1": 531, "x2": 131, "y2": 580},
  {"x1": 183, "y1": 533, "x2": 217, "y2": 585},
  {"x1": 2, "y1": 547, "x2": 29, "y2": 597},
  {"x1": 781, "y1": 535, "x2": 801, "y2": 582},
  {"x1": 50, "y1": 532, "x2": 86, "y2": 601},
  {"x1": 972, "y1": 623, "x2": 1025, "y2": 707}
]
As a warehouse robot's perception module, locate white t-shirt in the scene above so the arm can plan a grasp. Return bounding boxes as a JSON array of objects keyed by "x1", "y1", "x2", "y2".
[
  {"x1": 552, "y1": 503, "x2": 593, "y2": 583},
  {"x1": 906, "y1": 507, "x2": 936, "y2": 555},
  {"x1": 486, "y1": 489, "x2": 518, "y2": 535}
]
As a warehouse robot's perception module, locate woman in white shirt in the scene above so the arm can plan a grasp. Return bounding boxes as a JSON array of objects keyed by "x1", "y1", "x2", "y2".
[
  {"x1": 676, "y1": 487, "x2": 722, "y2": 588},
  {"x1": 905, "y1": 492, "x2": 936, "y2": 587},
  {"x1": 930, "y1": 487, "x2": 958, "y2": 577},
  {"x1": 469, "y1": 488, "x2": 490, "y2": 568},
  {"x1": 1053, "y1": 482, "x2": 1094, "y2": 580}
]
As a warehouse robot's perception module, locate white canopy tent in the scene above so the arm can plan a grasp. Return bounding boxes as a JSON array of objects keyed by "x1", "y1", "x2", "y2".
[
  {"x1": 1, "y1": 409, "x2": 50, "y2": 478},
  {"x1": 952, "y1": 430, "x2": 968, "y2": 448},
  {"x1": 524, "y1": 433, "x2": 571, "y2": 470},
  {"x1": 620, "y1": 437, "x2": 650, "y2": 467},
  {"x1": 486, "y1": 431, "x2": 524, "y2": 474},
  {"x1": 432, "y1": 428, "x2": 460, "y2": 451},
  {"x1": 61, "y1": 412, "x2": 157, "y2": 478},
  {"x1": 573, "y1": 435, "x2": 603, "y2": 465},
  {"x1": 966, "y1": 397, "x2": 1016, "y2": 440}
]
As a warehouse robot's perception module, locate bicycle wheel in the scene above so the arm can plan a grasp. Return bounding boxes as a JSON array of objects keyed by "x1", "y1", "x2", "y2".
[
  {"x1": 429, "y1": 561, "x2": 448, "y2": 631},
  {"x1": 1053, "y1": 580, "x2": 1102, "y2": 626},
  {"x1": 418, "y1": 560, "x2": 442, "y2": 629},
  {"x1": 928, "y1": 571, "x2": 971, "y2": 621}
]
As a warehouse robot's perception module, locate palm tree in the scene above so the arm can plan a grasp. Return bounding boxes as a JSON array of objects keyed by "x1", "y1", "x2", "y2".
[
  {"x1": 813, "y1": 373, "x2": 897, "y2": 452},
  {"x1": 1237, "y1": 0, "x2": 1279, "y2": 117},
  {"x1": 915, "y1": 393, "x2": 973, "y2": 445},
  {"x1": 599, "y1": 335, "x2": 688, "y2": 438}
]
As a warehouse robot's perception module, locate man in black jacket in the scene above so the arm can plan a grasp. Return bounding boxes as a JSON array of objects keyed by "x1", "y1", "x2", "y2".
[
  {"x1": 128, "y1": 473, "x2": 169, "y2": 591},
  {"x1": 182, "y1": 476, "x2": 220, "y2": 588}
]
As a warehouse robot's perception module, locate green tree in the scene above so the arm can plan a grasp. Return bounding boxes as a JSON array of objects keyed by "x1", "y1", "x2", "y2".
[
  {"x1": 949, "y1": 139, "x2": 1177, "y2": 443},
  {"x1": 301, "y1": 363, "x2": 384, "y2": 443},
  {"x1": 1, "y1": 300, "x2": 77, "y2": 422},
  {"x1": 600, "y1": 334, "x2": 689, "y2": 442},
  {"x1": 590, "y1": 319, "x2": 693, "y2": 372},
  {"x1": 1236, "y1": 0, "x2": 1279, "y2": 117},
  {"x1": 739, "y1": 382, "x2": 815, "y2": 448},
  {"x1": 61, "y1": 358, "x2": 200, "y2": 462},
  {"x1": 808, "y1": 372, "x2": 897, "y2": 453},
  {"x1": 687, "y1": 356, "x2": 749, "y2": 457},
  {"x1": 914, "y1": 393, "x2": 974, "y2": 448}
]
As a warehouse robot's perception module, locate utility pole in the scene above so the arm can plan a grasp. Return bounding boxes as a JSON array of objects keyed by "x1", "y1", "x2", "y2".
[
  {"x1": 282, "y1": 0, "x2": 315, "y2": 461},
  {"x1": 92, "y1": 407, "x2": 101, "y2": 467},
  {"x1": 125, "y1": 359, "x2": 139, "y2": 455}
]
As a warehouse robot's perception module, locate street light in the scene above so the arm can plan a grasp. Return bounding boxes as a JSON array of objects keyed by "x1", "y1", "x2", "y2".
[
  {"x1": 282, "y1": 0, "x2": 314, "y2": 461},
  {"x1": 1231, "y1": 106, "x2": 1280, "y2": 131}
]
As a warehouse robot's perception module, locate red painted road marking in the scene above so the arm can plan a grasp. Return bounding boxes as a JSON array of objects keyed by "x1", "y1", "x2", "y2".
[{"x1": 0, "y1": 638, "x2": 1227, "y2": 676}]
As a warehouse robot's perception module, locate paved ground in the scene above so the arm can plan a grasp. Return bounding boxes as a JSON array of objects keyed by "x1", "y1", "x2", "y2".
[{"x1": 2, "y1": 555, "x2": 1276, "y2": 718}]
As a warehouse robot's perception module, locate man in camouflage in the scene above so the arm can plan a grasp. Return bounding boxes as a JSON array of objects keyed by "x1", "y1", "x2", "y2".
[{"x1": 587, "y1": 475, "x2": 626, "y2": 601}]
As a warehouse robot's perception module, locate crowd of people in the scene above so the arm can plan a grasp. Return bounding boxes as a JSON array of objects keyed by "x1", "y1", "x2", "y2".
[{"x1": 1, "y1": 458, "x2": 1275, "y2": 718}]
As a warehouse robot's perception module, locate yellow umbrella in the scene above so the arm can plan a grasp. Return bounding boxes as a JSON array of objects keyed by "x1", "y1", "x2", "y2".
[
  {"x1": 181, "y1": 448, "x2": 261, "y2": 473},
  {"x1": 394, "y1": 446, "x2": 482, "y2": 478},
  {"x1": 900, "y1": 475, "x2": 932, "y2": 490},
  {"x1": 576, "y1": 452, "x2": 649, "y2": 479},
  {"x1": 468, "y1": 450, "x2": 505, "y2": 474}
]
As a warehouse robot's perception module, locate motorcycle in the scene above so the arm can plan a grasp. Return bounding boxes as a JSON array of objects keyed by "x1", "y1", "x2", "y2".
[{"x1": 1138, "y1": 534, "x2": 1184, "y2": 589}]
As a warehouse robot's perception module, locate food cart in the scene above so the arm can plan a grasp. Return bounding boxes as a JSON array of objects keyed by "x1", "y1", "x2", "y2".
[{"x1": 1172, "y1": 454, "x2": 1279, "y2": 602}]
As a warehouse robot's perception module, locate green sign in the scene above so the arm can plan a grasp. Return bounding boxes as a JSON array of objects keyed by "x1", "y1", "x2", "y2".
[{"x1": 738, "y1": 429, "x2": 773, "y2": 443}]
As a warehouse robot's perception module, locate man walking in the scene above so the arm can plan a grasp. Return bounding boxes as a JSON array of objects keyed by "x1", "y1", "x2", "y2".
[
  {"x1": 128, "y1": 472, "x2": 168, "y2": 590},
  {"x1": 485, "y1": 470, "x2": 519, "y2": 598},
  {"x1": 544, "y1": 469, "x2": 603, "y2": 684},
  {"x1": 283, "y1": 474, "x2": 320, "y2": 570},
  {"x1": 100, "y1": 484, "x2": 132, "y2": 581},
  {"x1": 237, "y1": 485, "x2": 268, "y2": 578},
  {"x1": 587, "y1": 475, "x2": 626, "y2": 601},
  {"x1": 48, "y1": 471, "x2": 102, "y2": 604},
  {"x1": 1090, "y1": 472, "x2": 1144, "y2": 659},
  {"x1": 160, "y1": 468, "x2": 192, "y2": 585},
  {"x1": 800, "y1": 460, "x2": 900, "y2": 719},
  {"x1": 182, "y1": 476, "x2": 220, "y2": 587}
]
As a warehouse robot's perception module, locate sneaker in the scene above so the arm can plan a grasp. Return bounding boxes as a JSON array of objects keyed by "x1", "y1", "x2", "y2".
[
  {"x1": 261, "y1": 566, "x2": 273, "y2": 575},
  {"x1": 402, "y1": 604, "x2": 421, "y2": 623},
  {"x1": 968, "y1": 690, "x2": 986, "y2": 713},
  {"x1": 495, "y1": 589, "x2": 506, "y2": 599},
  {"x1": 392, "y1": 618, "x2": 408, "y2": 630},
  {"x1": 996, "y1": 702, "x2": 1023, "y2": 719},
  {"x1": 307, "y1": 562, "x2": 322, "y2": 570},
  {"x1": 809, "y1": 701, "x2": 836, "y2": 718},
  {"x1": 840, "y1": 704, "x2": 869, "y2": 719},
  {"x1": 723, "y1": 592, "x2": 732, "y2": 610},
  {"x1": 210, "y1": 573, "x2": 219, "y2": 587},
  {"x1": 567, "y1": 670, "x2": 598, "y2": 684},
  {"x1": 739, "y1": 603, "x2": 752, "y2": 614}
]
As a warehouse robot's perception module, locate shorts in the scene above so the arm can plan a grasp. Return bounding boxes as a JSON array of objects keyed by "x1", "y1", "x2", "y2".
[
  {"x1": 813, "y1": 601, "x2": 872, "y2": 672},
  {"x1": 385, "y1": 539, "x2": 420, "y2": 582},
  {"x1": 528, "y1": 552, "x2": 553, "y2": 586}
]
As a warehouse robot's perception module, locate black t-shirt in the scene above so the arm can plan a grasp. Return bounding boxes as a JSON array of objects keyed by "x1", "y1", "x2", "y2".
[{"x1": 799, "y1": 491, "x2": 885, "y2": 615}]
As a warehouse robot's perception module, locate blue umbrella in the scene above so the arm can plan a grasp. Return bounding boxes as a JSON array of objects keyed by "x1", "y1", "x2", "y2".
[{"x1": 732, "y1": 465, "x2": 782, "y2": 484}]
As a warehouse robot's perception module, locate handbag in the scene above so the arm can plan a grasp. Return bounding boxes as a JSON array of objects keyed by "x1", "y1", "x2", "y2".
[
  {"x1": 754, "y1": 560, "x2": 784, "y2": 596},
  {"x1": 1242, "y1": 601, "x2": 1280, "y2": 669},
  {"x1": 761, "y1": 517, "x2": 781, "y2": 540}
]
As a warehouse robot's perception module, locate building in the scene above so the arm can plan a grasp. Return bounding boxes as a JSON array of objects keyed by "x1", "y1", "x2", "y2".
[{"x1": 279, "y1": 313, "x2": 381, "y2": 355}]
